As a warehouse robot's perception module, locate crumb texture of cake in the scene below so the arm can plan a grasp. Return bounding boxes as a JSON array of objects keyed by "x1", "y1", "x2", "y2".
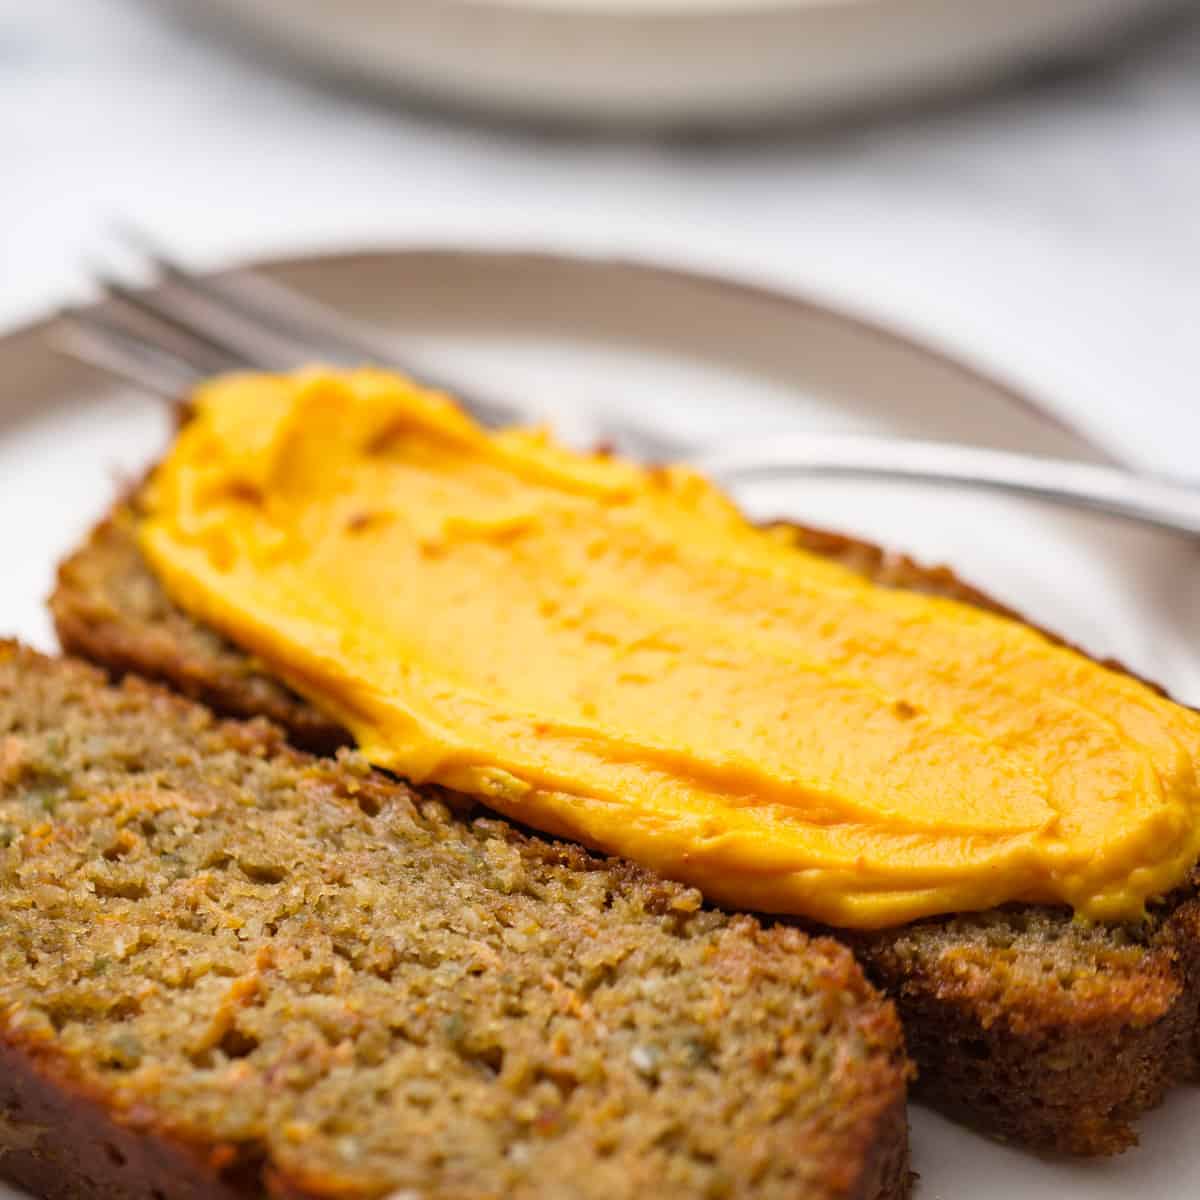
[
  {"x1": 52, "y1": 507, "x2": 1200, "y2": 1157},
  {"x1": 0, "y1": 643, "x2": 909, "y2": 1200}
]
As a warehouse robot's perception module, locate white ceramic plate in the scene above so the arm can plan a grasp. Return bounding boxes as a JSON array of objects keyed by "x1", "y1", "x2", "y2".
[
  {"x1": 1, "y1": 247, "x2": 1198, "y2": 1199},
  {"x1": 161, "y1": 0, "x2": 1186, "y2": 127}
]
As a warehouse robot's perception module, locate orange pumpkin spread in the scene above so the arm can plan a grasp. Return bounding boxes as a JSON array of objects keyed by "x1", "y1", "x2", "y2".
[{"x1": 139, "y1": 368, "x2": 1200, "y2": 928}]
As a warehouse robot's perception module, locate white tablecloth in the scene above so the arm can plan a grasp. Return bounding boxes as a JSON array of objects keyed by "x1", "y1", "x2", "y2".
[{"x1": 3, "y1": 0, "x2": 1199, "y2": 478}]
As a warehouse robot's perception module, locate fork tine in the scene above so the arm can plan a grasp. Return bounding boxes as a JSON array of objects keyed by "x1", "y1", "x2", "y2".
[
  {"x1": 52, "y1": 306, "x2": 205, "y2": 399},
  {"x1": 88, "y1": 260, "x2": 285, "y2": 373},
  {"x1": 105, "y1": 224, "x2": 519, "y2": 428},
  {"x1": 108, "y1": 223, "x2": 522, "y2": 427},
  {"x1": 110, "y1": 223, "x2": 392, "y2": 367},
  {"x1": 87, "y1": 264, "x2": 245, "y2": 374}
]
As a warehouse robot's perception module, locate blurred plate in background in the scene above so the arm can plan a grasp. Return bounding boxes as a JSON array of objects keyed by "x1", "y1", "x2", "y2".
[{"x1": 163, "y1": 0, "x2": 1186, "y2": 127}]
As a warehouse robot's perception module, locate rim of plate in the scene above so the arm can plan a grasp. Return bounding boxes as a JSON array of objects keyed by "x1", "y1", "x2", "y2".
[
  {"x1": 2, "y1": 243, "x2": 1104, "y2": 460},
  {"x1": 361, "y1": 0, "x2": 887, "y2": 16},
  {"x1": 215, "y1": 0, "x2": 1162, "y2": 23}
]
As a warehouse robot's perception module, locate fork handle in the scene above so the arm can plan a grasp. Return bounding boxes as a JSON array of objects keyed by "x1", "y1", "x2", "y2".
[{"x1": 695, "y1": 433, "x2": 1200, "y2": 539}]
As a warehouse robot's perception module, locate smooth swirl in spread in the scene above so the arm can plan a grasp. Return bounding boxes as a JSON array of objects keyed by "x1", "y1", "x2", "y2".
[{"x1": 139, "y1": 369, "x2": 1200, "y2": 929}]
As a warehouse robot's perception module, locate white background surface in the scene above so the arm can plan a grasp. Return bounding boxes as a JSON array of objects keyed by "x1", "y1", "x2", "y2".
[{"x1": 2, "y1": 0, "x2": 1200, "y2": 478}]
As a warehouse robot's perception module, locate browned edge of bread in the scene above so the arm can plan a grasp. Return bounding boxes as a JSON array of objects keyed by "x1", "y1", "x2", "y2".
[
  {"x1": 0, "y1": 643, "x2": 911, "y2": 1200},
  {"x1": 0, "y1": 1036, "x2": 253, "y2": 1200},
  {"x1": 51, "y1": 504, "x2": 1200, "y2": 1156},
  {"x1": 0, "y1": 1015, "x2": 910, "y2": 1200},
  {"x1": 0, "y1": 893, "x2": 911, "y2": 1200}
]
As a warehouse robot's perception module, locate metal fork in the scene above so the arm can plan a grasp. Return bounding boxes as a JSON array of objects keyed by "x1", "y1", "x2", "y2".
[{"x1": 53, "y1": 227, "x2": 1200, "y2": 538}]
